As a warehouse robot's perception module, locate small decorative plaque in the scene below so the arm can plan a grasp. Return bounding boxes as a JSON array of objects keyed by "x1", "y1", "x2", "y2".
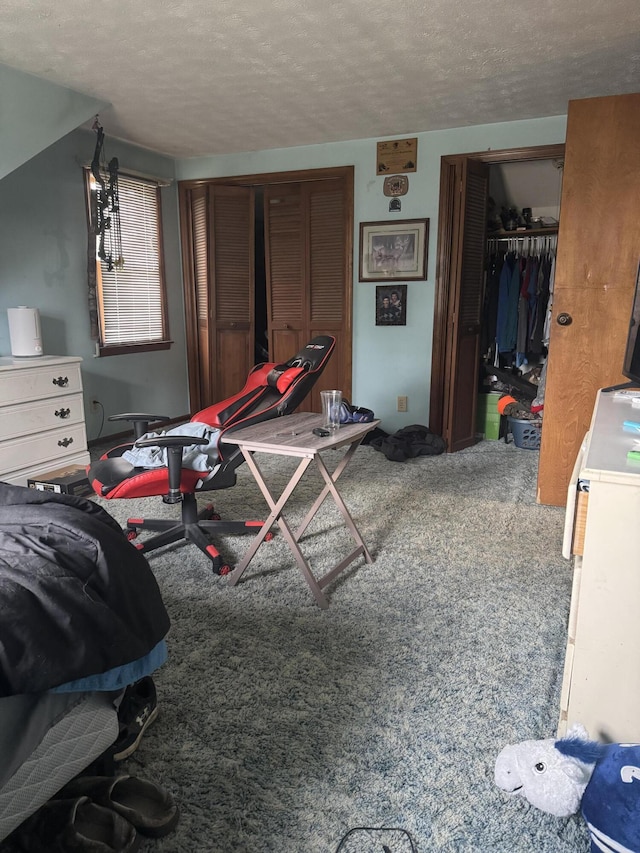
[
  {"x1": 383, "y1": 175, "x2": 409, "y2": 197},
  {"x1": 376, "y1": 138, "x2": 418, "y2": 175}
]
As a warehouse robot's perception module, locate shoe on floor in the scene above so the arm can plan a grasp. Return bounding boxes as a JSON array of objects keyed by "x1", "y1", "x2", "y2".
[
  {"x1": 16, "y1": 796, "x2": 140, "y2": 853},
  {"x1": 112, "y1": 676, "x2": 158, "y2": 761},
  {"x1": 58, "y1": 776, "x2": 179, "y2": 839}
]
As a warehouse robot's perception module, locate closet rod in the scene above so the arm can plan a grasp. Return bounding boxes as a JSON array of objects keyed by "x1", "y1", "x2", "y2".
[{"x1": 488, "y1": 233, "x2": 557, "y2": 242}]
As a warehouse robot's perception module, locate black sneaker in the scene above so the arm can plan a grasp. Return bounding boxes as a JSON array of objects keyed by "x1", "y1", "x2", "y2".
[{"x1": 112, "y1": 676, "x2": 159, "y2": 762}]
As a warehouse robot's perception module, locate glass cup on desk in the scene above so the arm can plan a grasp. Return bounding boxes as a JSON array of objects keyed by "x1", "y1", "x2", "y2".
[{"x1": 320, "y1": 390, "x2": 342, "y2": 432}]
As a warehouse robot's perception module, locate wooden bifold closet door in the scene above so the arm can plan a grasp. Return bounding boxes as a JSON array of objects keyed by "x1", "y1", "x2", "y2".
[
  {"x1": 180, "y1": 169, "x2": 353, "y2": 416},
  {"x1": 265, "y1": 177, "x2": 349, "y2": 414},
  {"x1": 441, "y1": 158, "x2": 489, "y2": 452},
  {"x1": 430, "y1": 143, "x2": 564, "y2": 457},
  {"x1": 180, "y1": 184, "x2": 255, "y2": 411}
]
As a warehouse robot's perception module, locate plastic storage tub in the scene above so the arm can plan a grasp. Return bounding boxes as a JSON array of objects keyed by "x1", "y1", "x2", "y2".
[
  {"x1": 507, "y1": 416, "x2": 542, "y2": 449},
  {"x1": 477, "y1": 392, "x2": 502, "y2": 440}
]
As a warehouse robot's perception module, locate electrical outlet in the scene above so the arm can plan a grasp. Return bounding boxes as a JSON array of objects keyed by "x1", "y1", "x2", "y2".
[{"x1": 397, "y1": 395, "x2": 408, "y2": 412}]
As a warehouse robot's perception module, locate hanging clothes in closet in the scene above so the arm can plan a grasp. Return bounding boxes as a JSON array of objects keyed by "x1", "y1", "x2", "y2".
[{"x1": 482, "y1": 234, "x2": 557, "y2": 371}]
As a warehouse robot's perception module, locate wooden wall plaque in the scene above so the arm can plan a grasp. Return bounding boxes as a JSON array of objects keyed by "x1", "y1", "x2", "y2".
[{"x1": 376, "y1": 138, "x2": 418, "y2": 175}]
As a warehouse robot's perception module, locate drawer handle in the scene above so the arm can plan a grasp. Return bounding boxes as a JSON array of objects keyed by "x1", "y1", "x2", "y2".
[
  {"x1": 52, "y1": 376, "x2": 69, "y2": 387},
  {"x1": 55, "y1": 408, "x2": 71, "y2": 419},
  {"x1": 57, "y1": 437, "x2": 74, "y2": 448}
]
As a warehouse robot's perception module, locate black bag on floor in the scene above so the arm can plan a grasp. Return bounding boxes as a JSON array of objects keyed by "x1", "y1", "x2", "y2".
[{"x1": 370, "y1": 424, "x2": 446, "y2": 462}]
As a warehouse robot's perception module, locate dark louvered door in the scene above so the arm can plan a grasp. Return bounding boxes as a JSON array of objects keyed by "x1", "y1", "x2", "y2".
[
  {"x1": 180, "y1": 169, "x2": 352, "y2": 416},
  {"x1": 265, "y1": 183, "x2": 304, "y2": 357},
  {"x1": 443, "y1": 158, "x2": 489, "y2": 451},
  {"x1": 266, "y1": 177, "x2": 350, "y2": 413},
  {"x1": 209, "y1": 185, "x2": 255, "y2": 404},
  {"x1": 190, "y1": 187, "x2": 212, "y2": 406},
  {"x1": 308, "y1": 180, "x2": 347, "y2": 409},
  {"x1": 180, "y1": 184, "x2": 254, "y2": 410}
]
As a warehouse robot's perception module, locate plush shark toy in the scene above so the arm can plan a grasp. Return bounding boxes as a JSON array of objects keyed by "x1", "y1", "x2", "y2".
[{"x1": 494, "y1": 724, "x2": 640, "y2": 853}]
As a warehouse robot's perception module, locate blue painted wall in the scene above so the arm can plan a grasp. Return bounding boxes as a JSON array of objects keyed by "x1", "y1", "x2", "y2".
[
  {"x1": 0, "y1": 63, "x2": 106, "y2": 180},
  {"x1": 0, "y1": 128, "x2": 187, "y2": 443}
]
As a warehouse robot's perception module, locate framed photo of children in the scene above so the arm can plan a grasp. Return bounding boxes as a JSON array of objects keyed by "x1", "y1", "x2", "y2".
[
  {"x1": 359, "y1": 218, "x2": 428, "y2": 282},
  {"x1": 376, "y1": 285, "x2": 407, "y2": 326}
]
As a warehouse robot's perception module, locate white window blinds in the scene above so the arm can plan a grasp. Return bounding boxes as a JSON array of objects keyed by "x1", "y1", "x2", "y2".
[{"x1": 96, "y1": 173, "x2": 167, "y2": 347}]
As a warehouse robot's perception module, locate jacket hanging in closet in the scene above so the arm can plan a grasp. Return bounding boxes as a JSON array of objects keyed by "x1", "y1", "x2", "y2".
[{"x1": 486, "y1": 238, "x2": 556, "y2": 367}]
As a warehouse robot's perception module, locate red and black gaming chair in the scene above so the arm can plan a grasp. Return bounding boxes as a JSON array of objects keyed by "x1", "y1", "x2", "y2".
[{"x1": 88, "y1": 335, "x2": 335, "y2": 574}]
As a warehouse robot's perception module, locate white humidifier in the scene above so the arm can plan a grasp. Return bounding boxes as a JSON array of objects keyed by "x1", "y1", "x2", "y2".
[{"x1": 8, "y1": 307, "x2": 43, "y2": 357}]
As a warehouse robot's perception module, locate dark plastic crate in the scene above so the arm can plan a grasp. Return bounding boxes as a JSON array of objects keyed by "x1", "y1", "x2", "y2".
[{"x1": 507, "y1": 416, "x2": 542, "y2": 450}]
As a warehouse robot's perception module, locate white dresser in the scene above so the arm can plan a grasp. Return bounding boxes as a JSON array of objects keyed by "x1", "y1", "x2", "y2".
[
  {"x1": 0, "y1": 355, "x2": 90, "y2": 486},
  {"x1": 559, "y1": 389, "x2": 640, "y2": 742}
]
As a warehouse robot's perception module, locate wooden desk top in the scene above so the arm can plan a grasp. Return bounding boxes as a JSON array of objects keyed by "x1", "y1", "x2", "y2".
[{"x1": 223, "y1": 412, "x2": 380, "y2": 457}]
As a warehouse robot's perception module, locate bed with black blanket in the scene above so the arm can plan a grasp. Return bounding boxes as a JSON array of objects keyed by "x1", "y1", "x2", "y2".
[{"x1": 0, "y1": 482, "x2": 170, "y2": 841}]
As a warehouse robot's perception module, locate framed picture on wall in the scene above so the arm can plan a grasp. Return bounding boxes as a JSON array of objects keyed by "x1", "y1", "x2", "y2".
[
  {"x1": 376, "y1": 284, "x2": 407, "y2": 326},
  {"x1": 359, "y1": 219, "x2": 428, "y2": 282}
]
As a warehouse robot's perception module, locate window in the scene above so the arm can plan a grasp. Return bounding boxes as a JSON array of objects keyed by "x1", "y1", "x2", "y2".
[{"x1": 85, "y1": 169, "x2": 171, "y2": 355}]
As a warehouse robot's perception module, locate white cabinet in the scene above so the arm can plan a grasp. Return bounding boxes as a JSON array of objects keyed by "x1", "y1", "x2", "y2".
[
  {"x1": 559, "y1": 389, "x2": 640, "y2": 742},
  {"x1": 0, "y1": 355, "x2": 90, "y2": 486}
]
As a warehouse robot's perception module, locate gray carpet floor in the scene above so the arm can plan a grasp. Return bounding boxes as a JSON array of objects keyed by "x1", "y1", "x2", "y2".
[{"x1": 91, "y1": 438, "x2": 589, "y2": 853}]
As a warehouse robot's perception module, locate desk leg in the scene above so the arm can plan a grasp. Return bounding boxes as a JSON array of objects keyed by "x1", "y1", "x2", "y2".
[
  {"x1": 294, "y1": 439, "x2": 366, "y2": 543},
  {"x1": 296, "y1": 442, "x2": 373, "y2": 592},
  {"x1": 227, "y1": 452, "x2": 332, "y2": 607},
  {"x1": 228, "y1": 439, "x2": 372, "y2": 609}
]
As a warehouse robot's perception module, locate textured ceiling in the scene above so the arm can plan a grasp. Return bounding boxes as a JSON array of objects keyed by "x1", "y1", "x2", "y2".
[{"x1": 1, "y1": 0, "x2": 639, "y2": 159}]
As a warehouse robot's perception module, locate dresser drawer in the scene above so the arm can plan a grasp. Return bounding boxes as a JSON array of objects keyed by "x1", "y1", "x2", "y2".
[
  {"x1": 0, "y1": 362, "x2": 83, "y2": 405},
  {"x1": 0, "y1": 393, "x2": 85, "y2": 441},
  {"x1": 0, "y1": 423, "x2": 88, "y2": 478}
]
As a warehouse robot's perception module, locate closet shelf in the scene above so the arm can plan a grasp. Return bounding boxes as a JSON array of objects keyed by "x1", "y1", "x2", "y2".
[
  {"x1": 482, "y1": 364, "x2": 539, "y2": 400},
  {"x1": 488, "y1": 227, "x2": 558, "y2": 240}
]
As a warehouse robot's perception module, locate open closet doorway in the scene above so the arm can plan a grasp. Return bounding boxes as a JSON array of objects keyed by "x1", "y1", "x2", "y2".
[
  {"x1": 178, "y1": 166, "x2": 354, "y2": 416},
  {"x1": 429, "y1": 144, "x2": 565, "y2": 452}
]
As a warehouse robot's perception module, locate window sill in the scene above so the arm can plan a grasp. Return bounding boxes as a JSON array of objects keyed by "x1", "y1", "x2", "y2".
[{"x1": 96, "y1": 340, "x2": 173, "y2": 357}]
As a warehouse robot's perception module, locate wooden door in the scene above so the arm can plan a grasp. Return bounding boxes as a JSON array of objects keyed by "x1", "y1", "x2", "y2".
[
  {"x1": 265, "y1": 178, "x2": 349, "y2": 413},
  {"x1": 537, "y1": 93, "x2": 640, "y2": 506},
  {"x1": 180, "y1": 167, "x2": 353, "y2": 415},
  {"x1": 209, "y1": 185, "x2": 255, "y2": 404},
  {"x1": 180, "y1": 184, "x2": 254, "y2": 410},
  {"x1": 431, "y1": 144, "x2": 565, "y2": 449},
  {"x1": 441, "y1": 158, "x2": 489, "y2": 451}
]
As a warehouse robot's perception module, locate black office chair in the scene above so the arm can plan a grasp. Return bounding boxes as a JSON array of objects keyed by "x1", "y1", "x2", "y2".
[{"x1": 88, "y1": 336, "x2": 335, "y2": 574}]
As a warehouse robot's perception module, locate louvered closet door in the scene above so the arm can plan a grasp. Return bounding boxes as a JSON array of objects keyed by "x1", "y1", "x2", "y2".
[
  {"x1": 187, "y1": 187, "x2": 212, "y2": 406},
  {"x1": 209, "y1": 185, "x2": 255, "y2": 404},
  {"x1": 265, "y1": 178, "x2": 349, "y2": 413},
  {"x1": 181, "y1": 184, "x2": 255, "y2": 410},
  {"x1": 444, "y1": 158, "x2": 489, "y2": 451}
]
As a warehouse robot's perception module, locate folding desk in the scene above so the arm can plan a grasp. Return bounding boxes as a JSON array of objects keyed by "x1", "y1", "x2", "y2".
[{"x1": 224, "y1": 412, "x2": 379, "y2": 608}]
